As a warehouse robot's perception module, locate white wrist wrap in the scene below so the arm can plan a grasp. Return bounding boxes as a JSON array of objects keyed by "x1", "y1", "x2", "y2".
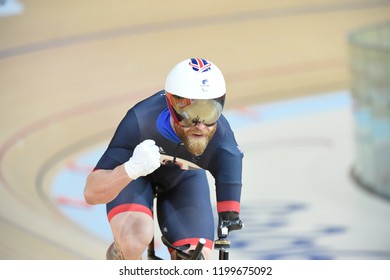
[
  {"x1": 124, "y1": 160, "x2": 140, "y2": 180},
  {"x1": 124, "y1": 139, "x2": 161, "y2": 180}
]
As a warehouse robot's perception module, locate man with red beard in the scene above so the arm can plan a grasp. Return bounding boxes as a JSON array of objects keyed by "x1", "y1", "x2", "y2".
[{"x1": 84, "y1": 58, "x2": 243, "y2": 260}]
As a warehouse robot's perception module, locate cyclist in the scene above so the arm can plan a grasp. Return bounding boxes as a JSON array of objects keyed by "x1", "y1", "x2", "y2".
[{"x1": 84, "y1": 58, "x2": 244, "y2": 260}]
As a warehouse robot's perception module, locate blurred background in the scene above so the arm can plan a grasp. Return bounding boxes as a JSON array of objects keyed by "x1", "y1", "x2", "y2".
[{"x1": 1, "y1": 0, "x2": 390, "y2": 259}]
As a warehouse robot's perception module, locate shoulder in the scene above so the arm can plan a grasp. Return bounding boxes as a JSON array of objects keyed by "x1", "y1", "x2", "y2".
[
  {"x1": 129, "y1": 90, "x2": 166, "y2": 127},
  {"x1": 214, "y1": 114, "x2": 237, "y2": 143},
  {"x1": 113, "y1": 90, "x2": 166, "y2": 137},
  {"x1": 209, "y1": 115, "x2": 243, "y2": 158}
]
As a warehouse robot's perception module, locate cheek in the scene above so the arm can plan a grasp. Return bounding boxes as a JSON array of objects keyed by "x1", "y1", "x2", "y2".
[
  {"x1": 175, "y1": 127, "x2": 189, "y2": 140},
  {"x1": 207, "y1": 126, "x2": 217, "y2": 135}
]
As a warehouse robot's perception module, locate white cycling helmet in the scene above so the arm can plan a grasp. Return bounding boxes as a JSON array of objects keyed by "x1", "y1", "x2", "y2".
[{"x1": 165, "y1": 58, "x2": 226, "y2": 127}]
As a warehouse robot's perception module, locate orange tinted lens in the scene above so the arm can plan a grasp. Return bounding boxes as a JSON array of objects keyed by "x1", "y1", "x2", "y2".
[
  {"x1": 167, "y1": 93, "x2": 224, "y2": 127},
  {"x1": 170, "y1": 95, "x2": 192, "y2": 111}
]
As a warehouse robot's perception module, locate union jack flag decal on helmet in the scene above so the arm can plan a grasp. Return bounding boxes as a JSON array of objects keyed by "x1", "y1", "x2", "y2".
[{"x1": 189, "y1": 58, "x2": 211, "y2": 73}]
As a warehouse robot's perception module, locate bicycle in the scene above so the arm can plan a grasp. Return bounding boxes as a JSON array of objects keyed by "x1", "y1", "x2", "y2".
[{"x1": 146, "y1": 217, "x2": 243, "y2": 260}]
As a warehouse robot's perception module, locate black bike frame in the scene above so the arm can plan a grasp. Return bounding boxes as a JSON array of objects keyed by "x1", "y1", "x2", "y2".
[{"x1": 147, "y1": 231, "x2": 231, "y2": 260}]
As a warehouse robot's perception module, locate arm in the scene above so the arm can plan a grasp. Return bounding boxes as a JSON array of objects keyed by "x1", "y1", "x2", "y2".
[
  {"x1": 209, "y1": 142, "x2": 244, "y2": 237},
  {"x1": 212, "y1": 151, "x2": 243, "y2": 214},
  {"x1": 84, "y1": 164, "x2": 131, "y2": 205},
  {"x1": 84, "y1": 139, "x2": 161, "y2": 205}
]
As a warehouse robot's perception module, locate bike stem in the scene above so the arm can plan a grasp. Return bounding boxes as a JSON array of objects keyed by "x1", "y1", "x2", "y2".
[{"x1": 214, "y1": 238, "x2": 230, "y2": 260}]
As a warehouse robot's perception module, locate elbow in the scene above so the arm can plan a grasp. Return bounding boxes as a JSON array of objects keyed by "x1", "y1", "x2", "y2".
[
  {"x1": 84, "y1": 169, "x2": 119, "y2": 205},
  {"x1": 84, "y1": 173, "x2": 99, "y2": 205},
  {"x1": 84, "y1": 188, "x2": 97, "y2": 205}
]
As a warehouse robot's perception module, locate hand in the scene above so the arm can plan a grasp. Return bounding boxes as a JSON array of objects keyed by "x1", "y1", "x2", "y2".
[
  {"x1": 217, "y1": 211, "x2": 244, "y2": 239},
  {"x1": 124, "y1": 139, "x2": 161, "y2": 180}
]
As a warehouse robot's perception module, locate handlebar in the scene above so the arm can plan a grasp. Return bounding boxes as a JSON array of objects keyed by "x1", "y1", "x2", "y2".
[
  {"x1": 215, "y1": 219, "x2": 244, "y2": 260},
  {"x1": 218, "y1": 218, "x2": 244, "y2": 239},
  {"x1": 155, "y1": 218, "x2": 244, "y2": 260},
  {"x1": 161, "y1": 235, "x2": 205, "y2": 260}
]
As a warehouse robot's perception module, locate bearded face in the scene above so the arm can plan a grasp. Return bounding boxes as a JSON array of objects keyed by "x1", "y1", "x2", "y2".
[{"x1": 173, "y1": 122, "x2": 217, "y2": 156}]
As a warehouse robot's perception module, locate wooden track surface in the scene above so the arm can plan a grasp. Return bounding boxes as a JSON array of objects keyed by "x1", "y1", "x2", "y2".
[{"x1": 1, "y1": 0, "x2": 390, "y2": 259}]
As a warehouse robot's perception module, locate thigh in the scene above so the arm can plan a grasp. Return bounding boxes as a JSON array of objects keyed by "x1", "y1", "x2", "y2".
[
  {"x1": 106, "y1": 177, "x2": 155, "y2": 221},
  {"x1": 156, "y1": 169, "x2": 215, "y2": 250}
]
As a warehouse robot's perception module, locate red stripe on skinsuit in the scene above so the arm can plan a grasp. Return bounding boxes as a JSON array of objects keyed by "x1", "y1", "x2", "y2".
[
  {"x1": 107, "y1": 203, "x2": 153, "y2": 221},
  {"x1": 217, "y1": 201, "x2": 240, "y2": 213}
]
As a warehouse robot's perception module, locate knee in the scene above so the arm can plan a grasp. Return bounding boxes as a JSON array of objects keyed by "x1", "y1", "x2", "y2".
[
  {"x1": 121, "y1": 227, "x2": 153, "y2": 248},
  {"x1": 110, "y1": 212, "x2": 154, "y2": 259},
  {"x1": 118, "y1": 230, "x2": 153, "y2": 259}
]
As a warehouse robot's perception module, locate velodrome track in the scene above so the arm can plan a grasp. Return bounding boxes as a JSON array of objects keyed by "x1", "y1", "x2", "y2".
[{"x1": 1, "y1": 0, "x2": 390, "y2": 259}]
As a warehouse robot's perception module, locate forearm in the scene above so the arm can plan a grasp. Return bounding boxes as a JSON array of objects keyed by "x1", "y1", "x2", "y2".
[
  {"x1": 84, "y1": 165, "x2": 132, "y2": 205},
  {"x1": 215, "y1": 183, "x2": 242, "y2": 213},
  {"x1": 84, "y1": 140, "x2": 160, "y2": 205}
]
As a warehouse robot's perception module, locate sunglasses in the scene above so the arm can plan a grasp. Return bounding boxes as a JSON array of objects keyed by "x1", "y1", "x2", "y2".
[{"x1": 166, "y1": 93, "x2": 225, "y2": 128}]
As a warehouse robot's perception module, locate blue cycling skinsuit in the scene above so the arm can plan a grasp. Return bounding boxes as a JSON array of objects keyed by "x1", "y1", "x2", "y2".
[{"x1": 93, "y1": 90, "x2": 243, "y2": 250}]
